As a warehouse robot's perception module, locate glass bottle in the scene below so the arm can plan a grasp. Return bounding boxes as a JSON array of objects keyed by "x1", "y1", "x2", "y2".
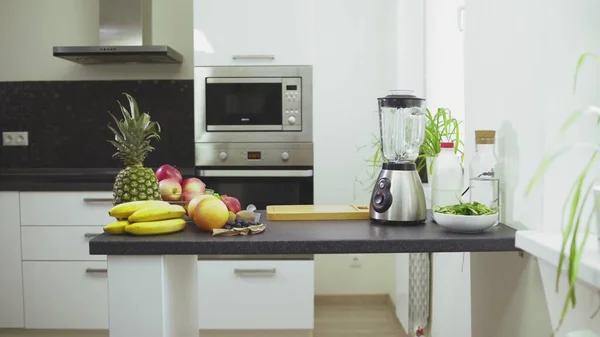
[{"x1": 469, "y1": 130, "x2": 499, "y2": 211}]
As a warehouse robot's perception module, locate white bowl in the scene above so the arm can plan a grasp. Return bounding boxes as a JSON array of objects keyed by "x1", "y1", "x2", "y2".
[{"x1": 433, "y1": 212, "x2": 499, "y2": 233}]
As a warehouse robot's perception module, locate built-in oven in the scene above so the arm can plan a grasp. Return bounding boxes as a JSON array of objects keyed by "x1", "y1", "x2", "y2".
[
  {"x1": 194, "y1": 66, "x2": 313, "y2": 144},
  {"x1": 195, "y1": 143, "x2": 314, "y2": 210}
]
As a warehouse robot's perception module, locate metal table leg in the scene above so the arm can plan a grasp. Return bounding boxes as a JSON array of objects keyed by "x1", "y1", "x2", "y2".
[{"x1": 408, "y1": 253, "x2": 431, "y2": 337}]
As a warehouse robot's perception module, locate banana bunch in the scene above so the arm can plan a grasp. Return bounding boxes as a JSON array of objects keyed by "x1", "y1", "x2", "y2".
[{"x1": 104, "y1": 200, "x2": 187, "y2": 236}]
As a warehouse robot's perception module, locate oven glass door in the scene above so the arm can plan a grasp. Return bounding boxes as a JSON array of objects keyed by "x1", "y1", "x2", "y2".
[
  {"x1": 205, "y1": 78, "x2": 283, "y2": 131},
  {"x1": 197, "y1": 168, "x2": 314, "y2": 210}
]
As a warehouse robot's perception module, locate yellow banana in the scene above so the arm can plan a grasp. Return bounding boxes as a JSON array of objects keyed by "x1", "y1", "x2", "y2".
[
  {"x1": 128, "y1": 205, "x2": 186, "y2": 222},
  {"x1": 109, "y1": 200, "x2": 170, "y2": 218},
  {"x1": 103, "y1": 220, "x2": 130, "y2": 234},
  {"x1": 124, "y1": 218, "x2": 187, "y2": 236}
]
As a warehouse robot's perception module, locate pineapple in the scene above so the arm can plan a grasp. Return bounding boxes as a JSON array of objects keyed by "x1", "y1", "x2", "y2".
[{"x1": 108, "y1": 93, "x2": 162, "y2": 205}]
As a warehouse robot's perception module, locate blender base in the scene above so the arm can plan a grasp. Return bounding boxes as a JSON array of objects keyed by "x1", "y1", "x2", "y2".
[{"x1": 369, "y1": 162, "x2": 427, "y2": 223}]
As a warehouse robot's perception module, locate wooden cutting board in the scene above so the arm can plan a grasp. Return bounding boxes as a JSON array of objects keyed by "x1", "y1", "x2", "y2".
[{"x1": 266, "y1": 205, "x2": 370, "y2": 221}]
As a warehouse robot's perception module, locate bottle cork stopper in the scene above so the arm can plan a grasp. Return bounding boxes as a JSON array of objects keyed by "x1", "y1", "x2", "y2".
[{"x1": 475, "y1": 130, "x2": 496, "y2": 144}]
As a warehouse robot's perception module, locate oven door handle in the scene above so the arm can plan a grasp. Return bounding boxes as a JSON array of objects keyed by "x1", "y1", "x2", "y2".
[{"x1": 197, "y1": 169, "x2": 313, "y2": 178}]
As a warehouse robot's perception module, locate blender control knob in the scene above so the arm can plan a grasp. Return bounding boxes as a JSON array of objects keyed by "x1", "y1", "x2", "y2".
[
  {"x1": 288, "y1": 116, "x2": 296, "y2": 125},
  {"x1": 281, "y1": 152, "x2": 290, "y2": 161},
  {"x1": 218, "y1": 151, "x2": 227, "y2": 160}
]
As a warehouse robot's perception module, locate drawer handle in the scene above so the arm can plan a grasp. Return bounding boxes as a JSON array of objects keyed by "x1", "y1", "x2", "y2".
[
  {"x1": 232, "y1": 55, "x2": 275, "y2": 60},
  {"x1": 83, "y1": 198, "x2": 113, "y2": 203},
  {"x1": 84, "y1": 233, "x2": 102, "y2": 238},
  {"x1": 234, "y1": 268, "x2": 277, "y2": 275},
  {"x1": 85, "y1": 268, "x2": 107, "y2": 274}
]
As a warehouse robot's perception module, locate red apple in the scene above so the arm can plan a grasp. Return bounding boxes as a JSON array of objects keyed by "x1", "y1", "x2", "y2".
[
  {"x1": 155, "y1": 164, "x2": 182, "y2": 183},
  {"x1": 181, "y1": 177, "x2": 206, "y2": 194},
  {"x1": 220, "y1": 195, "x2": 242, "y2": 214},
  {"x1": 181, "y1": 191, "x2": 204, "y2": 202},
  {"x1": 159, "y1": 178, "x2": 182, "y2": 201}
]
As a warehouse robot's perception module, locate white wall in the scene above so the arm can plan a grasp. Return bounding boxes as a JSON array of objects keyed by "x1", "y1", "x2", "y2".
[
  {"x1": 465, "y1": 0, "x2": 600, "y2": 335},
  {"x1": 0, "y1": 0, "x2": 193, "y2": 81},
  {"x1": 315, "y1": 254, "x2": 395, "y2": 295},
  {"x1": 423, "y1": 0, "x2": 471, "y2": 336},
  {"x1": 312, "y1": 0, "x2": 399, "y2": 296}
]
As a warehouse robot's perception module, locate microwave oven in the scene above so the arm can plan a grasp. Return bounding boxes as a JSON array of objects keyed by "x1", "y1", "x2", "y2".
[{"x1": 194, "y1": 66, "x2": 313, "y2": 143}]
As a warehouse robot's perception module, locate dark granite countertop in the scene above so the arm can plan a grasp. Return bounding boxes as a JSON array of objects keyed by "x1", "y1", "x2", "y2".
[
  {"x1": 89, "y1": 212, "x2": 517, "y2": 255},
  {"x1": 0, "y1": 167, "x2": 195, "y2": 191}
]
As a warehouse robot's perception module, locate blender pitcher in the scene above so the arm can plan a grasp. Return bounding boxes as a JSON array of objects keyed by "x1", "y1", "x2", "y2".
[{"x1": 369, "y1": 90, "x2": 427, "y2": 223}]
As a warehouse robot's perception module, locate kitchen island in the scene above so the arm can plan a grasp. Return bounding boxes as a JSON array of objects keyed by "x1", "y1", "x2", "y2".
[{"x1": 89, "y1": 215, "x2": 517, "y2": 337}]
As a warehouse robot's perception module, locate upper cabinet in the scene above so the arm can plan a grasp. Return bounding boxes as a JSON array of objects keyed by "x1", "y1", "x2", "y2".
[{"x1": 193, "y1": 0, "x2": 315, "y2": 66}]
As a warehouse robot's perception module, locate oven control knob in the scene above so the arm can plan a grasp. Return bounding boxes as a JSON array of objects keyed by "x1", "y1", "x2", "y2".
[
  {"x1": 281, "y1": 152, "x2": 290, "y2": 161},
  {"x1": 288, "y1": 116, "x2": 296, "y2": 125},
  {"x1": 218, "y1": 151, "x2": 227, "y2": 161}
]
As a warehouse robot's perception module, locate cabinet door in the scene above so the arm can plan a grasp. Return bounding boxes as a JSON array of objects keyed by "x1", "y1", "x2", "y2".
[
  {"x1": 22, "y1": 261, "x2": 108, "y2": 329},
  {"x1": 0, "y1": 192, "x2": 24, "y2": 328},
  {"x1": 193, "y1": 0, "x2": 314, "y2": 66},
  {"x1": 22, "y1": 226, "x2": 106, "y2": 261},
  {"x1": 20, "y1": 191, "x2": 114, "y2": 226},
  {"x1": 198, "y1": 260, "x2": 314, "y2": 329}
]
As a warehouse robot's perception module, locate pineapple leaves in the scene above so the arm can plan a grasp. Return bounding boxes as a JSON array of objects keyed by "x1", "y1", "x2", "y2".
[{"x1": 107, "y1": 93, "x2": 162, "y2": 167}]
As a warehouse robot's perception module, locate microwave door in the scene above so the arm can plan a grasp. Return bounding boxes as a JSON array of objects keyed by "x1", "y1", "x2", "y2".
[{"x1": 205, "y1": 78, "x2": 284, "y2": 131}]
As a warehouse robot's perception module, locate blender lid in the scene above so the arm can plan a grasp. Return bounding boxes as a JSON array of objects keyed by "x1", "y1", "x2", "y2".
[{"x1": 378, "y1": 89, "x2": 425, "y2": 108}]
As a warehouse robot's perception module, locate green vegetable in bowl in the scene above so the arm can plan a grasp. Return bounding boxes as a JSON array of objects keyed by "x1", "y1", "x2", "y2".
[{"x1": 433, "y1": 202, "x2": 497, "y2": 216}]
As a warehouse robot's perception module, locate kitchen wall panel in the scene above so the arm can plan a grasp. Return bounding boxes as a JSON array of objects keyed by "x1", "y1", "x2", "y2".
[{"x1": 0, "y1": 80, "x2": 194, "y2": 169}]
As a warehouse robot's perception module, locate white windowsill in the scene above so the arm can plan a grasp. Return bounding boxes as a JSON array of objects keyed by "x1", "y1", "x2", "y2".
[{"x1": 515, "y1": 230, "x2": 600, "y2": 289}]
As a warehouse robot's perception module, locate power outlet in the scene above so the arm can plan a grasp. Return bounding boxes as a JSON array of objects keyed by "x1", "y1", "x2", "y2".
[
  {"x1": 2, "y1": 131, "x2": 29, "y2": 146},
  {"x1": 349, "y1": 254, "x2": 362, "y2": 268}
]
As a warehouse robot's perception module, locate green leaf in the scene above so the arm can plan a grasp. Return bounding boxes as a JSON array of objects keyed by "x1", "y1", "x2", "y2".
[
  {"x1": 573, "y1": 53, "x2": 600, "y2": 92},
  {"x1": 554, "y1": 152, "x2": 598, "y2": 331},
  {"x1": 525, "y1": 143, "x2": 592, "y2": 196},
  {"x1": 124, "y1": 92, "x2": 141, "y2": 119},
  {"x1": 559, "y1": 109, "x2": 584, "y2": 134}
]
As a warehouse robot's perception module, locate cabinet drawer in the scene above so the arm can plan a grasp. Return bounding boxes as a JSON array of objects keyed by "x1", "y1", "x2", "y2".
[
  {"x1": 22, "y1": 226, "x2": 106, "y2": 261},
  {"x1": 198, "y1": 260, "x2": 314, "y2": 330},
  {"x1": 20, "y1": 191, "x2": 114, "y2": 226},
  {"x1": 23, "y1": 261, "x2": 108, "y2": 330}
]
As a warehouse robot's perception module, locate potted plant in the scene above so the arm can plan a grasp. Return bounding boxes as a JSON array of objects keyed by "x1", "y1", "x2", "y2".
[
  {"x1": 355, "y1": 107, "x2": 464, "y2": 197},
  {"x1": 419, "y1": 107, "x2": 464, "y2": 182},
  {"x1": 526, "y1": 53, "x2": 600, "y2": 334}
]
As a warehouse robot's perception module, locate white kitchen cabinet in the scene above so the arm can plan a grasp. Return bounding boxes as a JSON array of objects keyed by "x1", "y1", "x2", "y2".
[
  {"x1": 193, "y1": 0, "x2": 315, "y2": 66},
  {"x1": 0, "y1": 192, "x2": 25, "y2": 328},
  {"x1": 21, "y1": 226, "x2": 106, "y2": 261},
  {"x1": 22, "y1": 261, "x2": 109, "y2": 330},
  {"x1": 20, "y1": 191, "x2": 114, "y2": 226},
  {"x1": 197, "y1": 260, "x2": 314, "y2": 330}
]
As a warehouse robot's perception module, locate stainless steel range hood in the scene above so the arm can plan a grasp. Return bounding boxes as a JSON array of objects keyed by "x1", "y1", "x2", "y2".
[{"x1": 53, "y1": 0, "x2": 183, "y2": 65}]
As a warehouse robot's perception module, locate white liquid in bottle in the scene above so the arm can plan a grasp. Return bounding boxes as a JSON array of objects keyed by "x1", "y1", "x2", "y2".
[{"x1": 431, "y1": 143, "x2": 463, "y2": 208}]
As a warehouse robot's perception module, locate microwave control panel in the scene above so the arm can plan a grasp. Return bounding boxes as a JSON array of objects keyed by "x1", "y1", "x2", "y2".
[{"x1": 282, "y1": 78, "x2": 302, "y2": 131}]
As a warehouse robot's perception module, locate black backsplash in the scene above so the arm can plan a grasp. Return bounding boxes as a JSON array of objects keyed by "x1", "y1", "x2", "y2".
[{"x1": 0, "y1": 80, "x2": 194, "y2": 169}]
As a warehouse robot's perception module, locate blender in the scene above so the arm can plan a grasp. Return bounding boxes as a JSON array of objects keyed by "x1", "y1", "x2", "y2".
[{"x1": 370, "y1": 90, "x2": 427, "y2": 223}]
